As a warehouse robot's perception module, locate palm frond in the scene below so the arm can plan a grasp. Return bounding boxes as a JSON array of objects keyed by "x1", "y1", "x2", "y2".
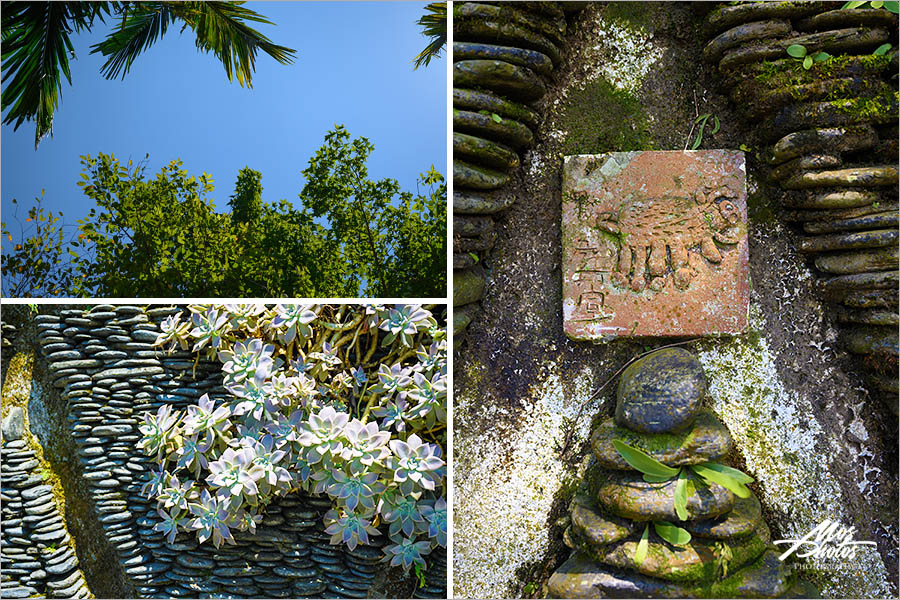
[
  {"x1": 175, "y1": 1, "x2": 296, "y2": 88},
  {"x1": 1, "y1": 1, "x2": 109, "y2": 148},
  {"x1": 90, "y1": 2, "x2": 175, "y2": 80},
  {"x1": 413, "y1": 2, "x2": 446, "y2": 70}
]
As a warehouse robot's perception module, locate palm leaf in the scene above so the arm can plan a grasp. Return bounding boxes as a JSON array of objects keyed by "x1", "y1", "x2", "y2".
[
  {"x1": 2, "y1": 1, "x2": 108, "y2": 148},
  {"x1": 90, "y1": 2, "x2": 175, "y2": 80},
  {"x1": 91, "y1": 1, "x2": 295, "y2": 87},
  {"x1": 175, "y1": 1, "x2": 296, "y2": 88},
  {"x1": 413, "y1": 2, "x2": 445, "y2": 70}
]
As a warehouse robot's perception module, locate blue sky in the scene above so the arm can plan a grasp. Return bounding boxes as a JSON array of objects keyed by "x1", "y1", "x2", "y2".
[{"x1": 1, "y1": 2, "x2": 446, "y2": 228}]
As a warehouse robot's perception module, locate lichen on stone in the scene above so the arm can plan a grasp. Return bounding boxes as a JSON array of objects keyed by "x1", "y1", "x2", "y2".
[
  {"x1": 453, "y1": 369, "x2": 597, "y2": 598},
  {"x1": 696, "y1": 304, "x2": 892, "y2": 598}
]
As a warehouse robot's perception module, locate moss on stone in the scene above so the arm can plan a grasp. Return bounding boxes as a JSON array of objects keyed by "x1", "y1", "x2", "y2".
[
  {"x1": 602, "y1": 1, "x2": 653, "y2": 32},
  {"x1": 559, "y1": 78, "x2": 656, "y2": 155}
]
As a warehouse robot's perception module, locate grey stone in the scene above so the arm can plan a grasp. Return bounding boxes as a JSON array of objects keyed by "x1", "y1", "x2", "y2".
[
  {"x1": 2, "y1": 407, "x2": 26, "y2": 441},
  {"x1": 569, "y1": 495, "x2": 637, "y2": 547},
  {"x1": 615, "y1": 348, "x2": 707, "y2": 434},
  {"x1": 92, "y1": 424, "x2": 133, "y2": 436},
  {"x1": 592, "y1": 410, "x2": 732, "y2": 470},
  {"x1": 46, "y1": 555, "x2": 77, "y2": 575},
  {"x1": 0, "y1": 586, "x2": 39, "y2": 599},
  {"x1": 274, "y1": 565, "x2": 319, "y2": 578},
  {"x1": 175, "y1": 554, "x2": 215, "y2": 570},
  {"x1": 595, "y1": 470, "x2": 734, "y2": 522},
  {"x1": 21, "y1": 485, "x2": 53, "y2": 501}
]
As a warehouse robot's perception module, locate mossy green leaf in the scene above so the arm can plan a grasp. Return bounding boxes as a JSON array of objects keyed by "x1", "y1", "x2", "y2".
[
  {"x1": 873, "y1": 43, "x2": 892, "y2": 56},
  {"x1": 701, "y1": 462, "x2": 754, "y2": 484},
  {"x1": 635, "y1": 523, "x2": 650, "y2": 565},
  {"x1": 690, "y1": 464, "x2": 751, "y2": 498},
  {"x1": 802, "y1": 55, "x2": 813, "y2": 69},
  {"x1": 654, "y1": 521, "x2": 692, "y2": 546},
  {"x1": 884, "y1": 1, "x2": 898, "y2": 13},
  {"x1": 674, "y1": 470, "x2": 689, "y2": 521},
  {"x1": 643, "y1": 473, "x2": 673, "y2": 483},
  {"x1": 613, "y1": 440, "x2": 680, "y2": 479}
]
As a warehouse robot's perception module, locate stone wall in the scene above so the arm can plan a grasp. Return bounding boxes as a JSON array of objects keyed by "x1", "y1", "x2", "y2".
[{"x1": 0, "y1": 305, "x2": 446, "y2": 599}]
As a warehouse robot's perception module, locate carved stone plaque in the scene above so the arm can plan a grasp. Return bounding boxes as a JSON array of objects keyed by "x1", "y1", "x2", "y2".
[{"x1": 562, "y1": 151, "x2": 749, "y2": 340}]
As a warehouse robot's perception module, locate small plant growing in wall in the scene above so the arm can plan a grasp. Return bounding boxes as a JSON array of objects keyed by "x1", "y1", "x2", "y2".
[{"x1": 142, "y1": 303, "x2": 447, "y2": 570}]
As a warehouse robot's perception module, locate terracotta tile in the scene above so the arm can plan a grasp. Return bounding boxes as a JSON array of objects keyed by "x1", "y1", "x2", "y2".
[{"x1": 562, "y1": 151, "x2": 749, "y2": 340}]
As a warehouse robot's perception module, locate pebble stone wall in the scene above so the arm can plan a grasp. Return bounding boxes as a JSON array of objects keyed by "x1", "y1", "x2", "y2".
[
  {"x1": 452, "y1": 1, "x2": 585, "y2": 346},
  {"x1": 2, "y1": 305, "x2": 445, "y2": 599},
  {"x1": 702, "y1": 0, "x2": 899, "y2": 404},
  {"x1": 1, "y1": 434, "x2": 92, "y2": 599}
]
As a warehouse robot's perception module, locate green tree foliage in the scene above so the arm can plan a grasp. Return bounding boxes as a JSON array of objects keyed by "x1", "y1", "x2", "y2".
[
  {"x1": 1, "y1": 195, "x2": 75, "y2": 297},
  {"x1": 413, "y1": 2, "x2": 446, "y2": 70},
  {"x1": 299, "y1": 125, "x2": 446, "y2": 298},
  {"x1": 1, "y1": 126, "x2": 446, "y2": 298},
  {"x1": 1, "y1": 1, "x2": 296, "y2": 148}
]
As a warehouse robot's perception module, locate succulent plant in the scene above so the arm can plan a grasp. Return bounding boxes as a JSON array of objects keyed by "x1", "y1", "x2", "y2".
[
  {"x1": 181, "y1": 394, "x2": 232, "y2": 451},
  {"x1": 188, "y1": 489, "x2": 235, "y2": 548},
  {"x1": 389, "y1": 434, "x2": 444, "y2": 494},
  {"x1": 154, "y1": 507, "x2": 188, "y2": 544},
  {"x1": 137, "y1": 405, "x2": 181, "y2": 462},
  {"x1": 383, "y1": 536, "x2": 432, "y2": 570},
  {"x1": 297, "y1": 406, "x2": 349, "y2": 464},
  {"x1": 140, "y1": 303, "x2": 447, "y2": 570},
  {"x1": 155, "y1": 313, "x2": 191, "y2": 351},
  {"x1": 189, "y1": 307, "x2": 232, "y2": 355},
  {"x1": 218, "y1": 338, "x2": 276, "y2": 385},
  {"x1": 421, "y1": 497, "x2": 447, "y2": 548},
  {"x1": 380, "y1": 304, "x2": 433, "y2": 347},
  {"x1": 324, "y1": 508, "x2": 380, "y2": 551},
  {"x1": 272, "y1": 303, "x2": 317, "y2": 344}
]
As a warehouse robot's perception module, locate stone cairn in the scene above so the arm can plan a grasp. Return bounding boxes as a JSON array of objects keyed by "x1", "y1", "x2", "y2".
[
  {"x1": 701, "y1": 1, "x2": 899, "y2": 405},
  {"x1": 548, "y1": 348, "x2": 816, "y2": 598},
  {"x1": 21, "y1": 305, "x2": 446, "y2": 599},
  {"x1": 2, "y1": 407, "x2": 91, "y2": 597},
  {"x1": 452, "y1": 1, "x2": 584, "y2": 347}
]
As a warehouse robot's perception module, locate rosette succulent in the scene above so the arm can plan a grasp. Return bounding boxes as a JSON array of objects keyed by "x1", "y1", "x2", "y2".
[
  {"x1": 340, "y1": 419, "x2": 391, "y2": 469},
  {"x1": 190, "y1": 307, "x2": 232, "y2": 354},
  {"x1": 297, "y1": 406, "x2": 349, "y2": 464},
  {"x1": 137, "y1": 405, "x2": 181, "y2": 462},
  {"x1": 189, "y1": 489, "x2": 235, "y2": 548},
  {"x1": 272, "y1": 303, "x2": 317, "y2": 344},
  {"x1": 384, "y1": 537, "x2": 432, "y2": 569},
  {"x1": 324, "y1": 508, "x2": 380, "y2": 551},
  {"x1": 154, "y1": 508, "x2": 188, "y2": 544},
  {"x1": 155, "y1": 313, "x2": 191, "y2": 351},
  {"x1": 181, "y1": 394, "x2": 232, "y2": 451},
  {"x1": 380, "y1": 304, "x2": 433, "y2": 347},
  {"x1": 389, "y1": 434, "x2": 444, "y2": 494},
  {"x1": 421, "y1": 498, "x2": 447, "y2": 548},
  {"x1": 218, "y1": 338, "x2": 275, "y2": 385},
  {"x1": 206, "y1": 447, "x2": 262, "y2": 508}
]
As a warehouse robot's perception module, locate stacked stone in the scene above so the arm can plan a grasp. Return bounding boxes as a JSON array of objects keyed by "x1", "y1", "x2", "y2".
[
  {"x1": 452, "y1": 1, "x2": 583, "y2": 347},
  {"x1": 29, "y1": 304, "x2": 446, "y2": 598},
  {"x1": 548, "y1": 349, "x2": 814, "y2": 598},
  {"x1": 1, "y1": 416, "x2": 91, "y2": 598},
  {"x1": 701, "y1": 2, "x2": 899, "y2": 403}
]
